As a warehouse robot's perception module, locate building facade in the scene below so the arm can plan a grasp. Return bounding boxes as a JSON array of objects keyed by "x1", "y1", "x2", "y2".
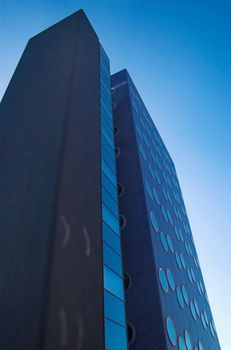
[
  {"x1": 111, "y1": 69, "x2": 220, "y2": 350},
  {"x1": 0, "y1": 9, "x2": 220, "y2": 350}
]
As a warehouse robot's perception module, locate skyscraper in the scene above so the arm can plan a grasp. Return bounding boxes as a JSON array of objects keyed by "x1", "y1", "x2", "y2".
[
  {"x1": 0, "y1": 9, "x2": 220, "y2": 350},
  {"x1": 111, "y1": 69, "x2": 220, "y2": 350}
]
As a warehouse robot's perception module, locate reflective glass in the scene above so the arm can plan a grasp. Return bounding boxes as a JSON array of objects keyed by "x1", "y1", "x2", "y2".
[
  {"x1": 201, "y1": 312, "x2": 207, "y2": 330},
  {"x1": 187, "y1": 268, "x2": 193, "y2": 284},
  {"x1": 103, "y1": 221, "x2": 121, "y2": 255},
  {"x1": 184, "y1": 330, "x2": 193, "y2": 350},
  {"x1": 155, "y1": 169, "x2": 161, "y2": 184},
  {"x1": 102, "y1": 159, "x2": 116, "y2": 185},
  {"x1": 190, "y1": 301, "x2": 197, "y2": 320},
  {"x1": 102, "y1": 171, "x2": 117, "y2": 199},
  {"x1": 104, "y1": 290, "x2": 126, "y2": 326},
  {"x1": 194, "y1": 298, "x2": 200, "y2": 316},
  {"x1": 139, "y1": 144, "x2": 147, "y2": 160},
  {"x1": 178, "y1": 336, "x2": 187, "y2": 350},
  {"x1": 153, "y1": 187, "x2": 160, "y2": 205},
  {"x1": 148, "y1": 162, "x2": 155, "y2": 178},
  {"x1": 174, "y1": 226, "x2": 180, "y2": 241},
  {"x1": 145, "y1": 181, "x2": 153, "y2": 200},
  {"x1": 103, "y1": 243, "x2": 122, "y2": 276},
  {"x1": 167, "y1": 209, "x2": 174, "y2": 225},
  {"x1": 167, "y1": 268, "x2": 175, "y2": 290},
  {"x1": 180, "y1": 253, "x2": 186, "y2": 269},
  {"x1": 104, "y1": 266, "x2": 124, "y2": 300},
  {"x1": 159, "y1": 268, "x2": 168, "y2": 293},
  {"x1": 198, "y1": 340, "x2": 204, "y2": 350},
  {"x1": 166, "y1": 316, "x2": 176, "y2": 346},
  {"x1": 182, "y1": 285, "x2": 189, "y2": 305},
  {"x1": 160, "y1": 232, "x2": 168, "y2": 252},
  {"x1": 104, "y1": 318, "x2": 127, "y2": 350},
  {"x1": 150, "y1": 211, "x2": 159, "y2": 232},
  {"x1": 102, "y1": 205, "x2": 120, "y2": 236},
  {"x1": 161, "y1": 205, "x2": 169, "y2": 223},
  {"x1": 167, "y1": 235, "x2": 174, "y2": 253},
  {"x1": 176, "y1": 286, "x2": 184, "y2": 308},
  {"x1": 176, "y1": 252, "x2": 182, "y2": 270},
  {"x1": 102, "y1": 186, "x2": 118, "y2": 217}
]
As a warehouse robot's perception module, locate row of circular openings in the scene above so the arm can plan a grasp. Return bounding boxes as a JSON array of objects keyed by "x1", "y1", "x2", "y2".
[{"x1": 166, "y1": 316, "x2": 206, "y2": 350}]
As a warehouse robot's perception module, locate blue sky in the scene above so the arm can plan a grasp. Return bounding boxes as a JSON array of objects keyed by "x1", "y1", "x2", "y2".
[{"x1": 0, "y1": 1, "x2": 230, "y2": 348}]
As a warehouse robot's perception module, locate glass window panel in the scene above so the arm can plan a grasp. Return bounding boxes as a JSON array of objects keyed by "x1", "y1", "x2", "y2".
[
  {"x1": 102, "y1": 171, "x2": 117, "y2": 199},
  {"x1": 102, "y1": 159, "x2": 116, "y2": 185},
  {"x1": 103, "y1": 221, "x2": 121, "y2": 254},
  {"x1": 104, "y1": 265, "x2": 124, "y2": 300},
  {"x1": 102, "y1": 205, "x2": 119, "y2": 236},
  {"x1": 103, "y1": 243, "x2": 122, "y2": 276},
  {"x1": 102, "y1": 186, "x2": 118, "y2": 217},
  {"x1": 101, "y1": 146, "x2": 116, "y2": 173},
  {"x1": 104, "y1": 290, "x2": 126, "y2": 326},
  {"x1": 101, "y1": 134, "x2": 114, "y2": 154},
  {"x1": 104, "y1": 318, "x2": 127, "y2": 350},
  {"x1": 102, "y1": 124, "x2": 114, "y2": 148}
]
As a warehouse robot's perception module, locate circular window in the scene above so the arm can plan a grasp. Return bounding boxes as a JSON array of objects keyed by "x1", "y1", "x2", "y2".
[
  {"x1": 174, "y1": 226, "x2": 180, "y2": 241},
  {"x1": 155, "y1": 169, "x2": 161, "y2": 185},
  {"x1": 201, "y1": 312, "x2": 207, "y2": 330},
  {"x1": 194, "y1": 299, "x2": 200, "y2": 316},
  {"x1": 176, "y1": 286, "x2": 184, "y2": 308},
  {"x1": 160, "y1": 232, "x2": 169, "y2": 252},
  {"x1": 182, "y1": 285, "x2": 189, "y2": 305},
  {"x1": 124, "y1": 272, "x2": 131, "y2": 291},
  {"x1": 178, "y1": 336, "x2": 187, "y2": 350},
  {"x1": 114, "y1": 127, "x2": 119, "y2": 136},
  {"x1": 150, "y1": 211, "x2": 159, "y2": 232},
  {"x1": 167, "y1": 209, "x2": 174, "y2": 226},
  {"x1": 167, "y1": 268, "x2": 175, "y2": 290},
  {"x1": 145, "y1": 181, "x2": 153, "y2": 200},
  {"x1": 175, "y1": 252, "x2": 182, "y2": 270},
  {"x1": 153, "y1": 187, "x2": 160, "y2": 205},
  {"x1": 162, "y1": 186, "x2": 168, "y2": 201},
  {"x1": 184, "y1": 330, "x2": 192, "y2": 350},
  {"x1": 166, "y1": 316, "x2": 176, "y2": 346},
  {"x1": 167, "y1": 235, "x2": 174, "y2": 253},
  {"x1": 117, "y1": 184, "x2": 124, "y2": 197},
  {"x1": 119, "y1": 215, "x2": 126, "y2": 230},
  {"x1": 190, "y1": 301, "x2": 197, "y2": 320},
  {"x1": 210, "y1": 322, "x2": 215, "y2": 338},
  {"x1": 198, "y1": 340, "x2": 204, "y2": 350},
  {"x1": 127, "y1": 322, "x2": 135, "y2": 344},
  {"x1": 187, "y1": 268, "x2": 193, "y2": 284},
  {"x1": 180, "y1": 253, "x2": 186, "y2": 269},
  {"x1": 148, "y1": 162, "x2": 155, "y2": 178},
  {"x1": 191, "y1": 268, "x2": 196, "y2": 282},
  {"x1": 115, "y1": 147, "x2": 120, "y2": 157},
  {"x1": 161, "y1": 205, "x2": 169, "y2": 223},
  {"x1": 139, "y1": 144, "x2": 147, "y2": 161},
  {"x1": 159, "y1": 268, "x2": 168, "y2": 293}
]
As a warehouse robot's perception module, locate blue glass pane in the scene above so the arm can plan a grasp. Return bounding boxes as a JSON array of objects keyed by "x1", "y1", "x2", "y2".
[
  {"x1": 167, "y1": 235, "x2": 174, "y2": 253},
  {"x1": 103, "y1": 243, "x2": 122, "y2": 276},
  {"x1": 167, "y1": 269, "x2": 175, "y2": 291},
  {"x1": 102, "y1": 171, "x2": 117, "y2": 199},
  {"x1": 101, "y1": 134, "x2": 114, "y2": 154},
  {"x1": 102, "y1": 186, "x2": 118, "y2": 217},
  {"x1": 103, "y1": 221, "x2": 121, "y2": 255},
  {"x1": 104, "y1": 290, "x2": 126, "y2": 326},
  {"x1": 101, "y1": 146, "x2": 116, "y2": 173},
  {"x1": 178, "y1": 336, "x2": 187, "y2": 350},
  {"x1": 166, "y1": 316, "x2": 176, "y2": 346},
  {"x1": 104, "y1": 318, "x2": 127, "y2": 350},
  {"x1": 102, "y1": 124, "x2": 114, "y2": 148},
  {"x1": 102, "y1": 159, "x2": 116, "y2": 185},
  {"x1": 153, "y1": 187, "x2": 160, "y2": 205},
  {"x1": 175, "y1": 252, "x2": 182, "y2": 269},
  {"x1": 102, "y1": 205, "x2": 120, "y2": 236},
  {"x1": 150, "y1": 211, "x2": 159, "y2": 232},
  {"x1": 145, "y1": 180, "x2": 153, "y2": 200},
  {"x1": 159, "y1": 268, "x2": 168, "y2": 293},
  {"x1": 185, "y1": 330, "x2": 193, "y2": 350},
  {"x1": 104, "y1": 266, "x2": 124, "y2": 300},
  {"x1": 182, "y1": 285, "x2": 189, "y2": 305},
  {"x1": 176, "y1": 286, "x2": 184, "y2": 308},
  {"x1": 160, "y1": 232, "x2": 168, "y2": 252}
]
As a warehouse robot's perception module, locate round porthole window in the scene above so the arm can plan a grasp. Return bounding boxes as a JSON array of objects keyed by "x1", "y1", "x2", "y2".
[
  {"x1": 139, "y1": 144, "x2": 147, "y2": 161},
  {"x1": 167, "y1": 268, "x2": 175, "y2": 291},
  {"x1": 145, "y1": 181, "x2": 153, "y2": 200},
  {"x1": 153, "y1": 187, "x2": 160, "y2": 205},
  {"x1": 159, "y1": 268, "x2": 168, "y2": 293},
  {"x1": 124, "y1": 272, "x2": 131, "y2": 291},
  {"x1": 161, "y1": 205, "x2": 169, "y2": 223},
  {"x1": 115, "y1": 147, "x2": 120, "y2": 157},
  {"x1": 127, "y1": 322, "x2": 135, "y2": 344},
  {"x1": 184, "y1": 330, "x2": 192, "y2": 350},
  {"x1": 166, "y1": 316, "x2": 177, "y2": 346},
  {"x1": 119, "y1": 215, "x2": 126, "y2": 230},
  {"x1": 182, "y1": 285, "x2": 189, "y2": 305},
  {"x1": 114, "y1": 127, "x2": 119, "y2": 136},
  {"x1": 167, "y1": 235, "x2": 174, "y2": 253},
  {"x1": 117, "y1": 183, "x2": 124, "y2": 197},
  {"x1": 178, "y1": 336, "x2": 187, "y2": 350},
  {"x1": 160, "y1": 232, "x2": 168, "y2": 252},
  {"x1": 150, "y1": 211, "x2": 159, "y2": 232},
  {"x1": 175, "y1": 252, "x2": 182, "y2": 270},
  {"x1": 190, "y1": 301, "x2": 197, "y2": 320},
  {"x1": 176, "y1": 286, "x2": 184, "y2": 308}
]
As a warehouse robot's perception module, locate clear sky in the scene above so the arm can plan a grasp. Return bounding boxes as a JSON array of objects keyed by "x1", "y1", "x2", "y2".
[{"x1": 0, "y1": 1, "x2": 230, "y2": 348}]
